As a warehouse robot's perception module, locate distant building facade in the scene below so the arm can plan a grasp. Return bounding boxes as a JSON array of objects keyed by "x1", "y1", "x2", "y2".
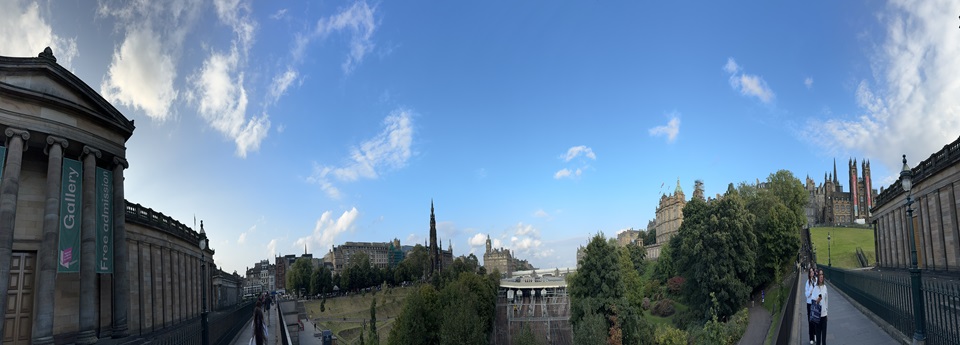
[
  {"x1": 645, "y1": 179, "x2": 687, "y2": 260},
  {"x1": 328, "y1": 239, "x2": 405, "y2": 274},
  {"x1": 245, "y1": 260, "x2": 276, "y2": 292},
  {"x1": 804, "y1": 158, "x2": 877, "y2": 226},
  {"x1": 485, "y1": 235, "x2": 515, "y2": 277},
  {"x1": 873, "y1": 137, "x2": 960, "y2": 272},
  {"x1": 212, "y1": 268, "x2": 243, "y2": 310},
  {"x1": 616, "y1": 229, "x2": 642, "y2": 246}
]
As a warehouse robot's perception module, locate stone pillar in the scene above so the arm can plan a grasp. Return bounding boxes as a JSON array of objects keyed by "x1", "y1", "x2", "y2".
[
  {"x1": 32, "y1": 135, "x2": 68, "y2": 345},
  {"x1": 77, "y1": 146, "x2": 101, "y2": 344},
  {"x1": 112, "y1": 157, "x2": 129, "y2": 338},
  {"x1": 0, "y1": 128, "x2": 30, "y2": 340}
]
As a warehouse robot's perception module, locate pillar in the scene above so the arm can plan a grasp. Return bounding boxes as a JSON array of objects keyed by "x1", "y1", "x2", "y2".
[
  {"x1": 77, "y1": 145, "x2": 101, "y2": 344},
  {"x1": 0, "y1": 128, "x2": 30, "y2": 340},
  {"x1": 32, "y1": 135, "x2": 68, "y2": 345},
  {"x1": 112, "y1": 157, "x2": 129, "y2": 338}
]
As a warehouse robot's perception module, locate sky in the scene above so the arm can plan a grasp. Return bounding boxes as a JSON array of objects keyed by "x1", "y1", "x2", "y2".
[{"x1": 2, "y1": 0, "x2": 959, "y2": 275}]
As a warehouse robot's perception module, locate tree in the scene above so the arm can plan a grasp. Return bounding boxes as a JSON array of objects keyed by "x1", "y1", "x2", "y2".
[
  {"x1": 369, "y1": 298, "x2": 380, "y2": 345},
  {"x1": 389, "y1": 284, "x2": 440, "y2": 345},
  {"x1": 672, "y1": 192, "x2": 757, "y2": 320},
  {"x1": 742, "y1": 170, "x2": 806, "y2": 287},
  {"x1": 514, "y1": 323, "x2": 544, "y2": 345},
  {"x1": 287, "y1": 257, "x2": 313, "y2": 297},
  {"x1": 570, "y1": 233, "x2": 649, "y2": 344},
  {"x1": 644, "y1": 228, "x2": 657, "y2": 246}
]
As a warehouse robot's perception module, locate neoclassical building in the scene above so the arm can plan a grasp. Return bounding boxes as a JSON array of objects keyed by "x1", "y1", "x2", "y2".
[
  {"x1": 873, "y1": 137, "x2": 960, "y2": 272},
  {"x1": 645, "y1": 179, "x2": 686, "y2": 260},
  {"x1": 0, "y1": 49, "x2": 217, "y2": 344}
]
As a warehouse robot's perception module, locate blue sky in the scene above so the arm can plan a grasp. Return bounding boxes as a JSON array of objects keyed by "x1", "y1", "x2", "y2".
[{"x1": 3, "y1": 0, "x2": 959, "y2": 274}]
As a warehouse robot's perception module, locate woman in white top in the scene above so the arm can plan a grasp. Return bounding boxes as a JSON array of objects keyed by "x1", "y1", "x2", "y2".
[
  {"x1": 805, "y1": 268, "x2": 818, "y2": 344},
  {"x1": 816, "y1": 269, "x2": 829, "y2": 345}
]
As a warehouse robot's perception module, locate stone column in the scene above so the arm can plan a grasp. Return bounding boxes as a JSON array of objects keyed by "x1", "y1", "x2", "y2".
[
  {"x1": 32, "y1": 135, "x2": 68, "y2": 345},
  {"x1": 0, "y1": 128, "x2": 30, "y2": 340},
  {"x1": 77, "y1": 145, "x2": 101, "y2": 344},
  {"x1": 111, "y1": 157, "x2": 130, "y2": 338}
]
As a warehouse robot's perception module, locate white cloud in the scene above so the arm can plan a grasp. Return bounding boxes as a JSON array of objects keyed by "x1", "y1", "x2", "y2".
[
  {"x1": 805, "y1": 77, "x2": 814, "y2": 89},
  {"x1": 190, "y1": 47, "x2": 271, "y2": 157},
  {"x1": 267, "y1": 239, "x2": 277, "y2": 258},
  {"x1": 724, "y1": 57, "x2": 775, "y2": 103},
  {"x1": 0, "y1": 1, "x2": 78, "y2": 68},
  {"x1": 468, "y1": 233, "x2": 487, "y2": 247},
  {"x1": 649, "y1": 114, "x2": 681, "y2": 143},
  {"x1": 533, "y1": 209, "x2": 549, "y2": 218},
  {"x1": 294, "y1": 1, "x2": 378, "y2": 74},
  {"x1": 295, "y1": 207, "x2": 360, "y2": 253},
  {"x1": 268, "y1": 67, "x2": 299, "y2": 104},
  {"x1": 554, "y1": 168, "x2": 572, "y2": 179},
  {"x1": 309, "y1": 109, "x2": 414, "y2": 198},
  {"x1": 238, "y1": 232, "x2": 247, "y2": 245},
  {"x1": 100, "y1": 28, "x2": 178, "y2": 121},
  {"x1": 562, "y1": 145, "x2": 596, "y2": 162},
  {"x1": 805, "y1": 0, "x2": 960, "y2": 175},
  {"x1": 503, "y1": 222, "x2": 552, "y2": 259},
  {"x1": 270, "y1": 8, "x2": 287, "y2": 20}
]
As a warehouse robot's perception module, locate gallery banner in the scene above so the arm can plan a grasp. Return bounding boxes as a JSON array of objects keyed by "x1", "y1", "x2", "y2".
[
  {"x1": 95, "y1": 167, "x2": 112, "y2": 273},
  {"x1": 58, "y1": 158, "x2": 82, "y2": 273},
  {"x1": 0, "y1": 146, "x2": 6, "y2": 178}
]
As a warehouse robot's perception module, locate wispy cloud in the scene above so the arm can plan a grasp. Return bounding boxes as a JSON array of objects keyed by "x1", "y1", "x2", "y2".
[
  {"x1": 804, "y1": 77, "x2": 814, "y2": 89},
  {"x1": 295, "y1": 207, "x2": 360, "y2": 253},
  {"x1": 294, "y1": 1, "x2": 378, "y2": 74},
  {"x1": 724, "y1": 57, "x2": 775, "y2": 103},
  {"x1": 804, "y1": 0, "x2": 960, "y2": 175},
  {"x1": 649, "y1": 113, "x2": 681, "y2": 143},
  {"x1": 270, "y1": 8, "x2": 287, "y2": 20},
  {"x1": 554, "y1": 146, "x2": 595, "y2": 180},
  {"x1": 0, "y1": 1, "x2": 78, "y2": 67},
  {"x1": 533, "y1": 209, "x2": 549, "y2": 218},
  {"x1": 268, "y1": 67, "x2": 299, "y2": 104},
  {"x1": 309, "y1": 109, "x2": 415, "y2": 198}
]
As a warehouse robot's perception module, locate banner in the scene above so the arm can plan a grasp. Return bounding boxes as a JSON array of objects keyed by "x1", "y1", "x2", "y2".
[
  {"x1": 95, "y1": 167, "x2": 112, "y2": 273},
  {"x1": 58, "y1": 158, "x2": 82, "y2": 273}
]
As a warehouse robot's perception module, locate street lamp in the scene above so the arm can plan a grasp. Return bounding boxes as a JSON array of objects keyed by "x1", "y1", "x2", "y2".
[
  {"x1": 828, "y1": 232, "x2": 831, "y2": 267},
  {"x1": 901, "y1": 154, "x2": 926, "y2": 344},
  {"x1": 199, "y1": 221, "x2": 210, "y2": 345}
]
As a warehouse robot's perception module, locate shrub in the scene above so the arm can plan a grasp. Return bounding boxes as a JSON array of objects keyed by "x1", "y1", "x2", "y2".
[
  {"x1": 671, "y1": 308, "x2": 700, "y2": 330},
  {"x1": 667, "y1": 276, "x2": 685, "y2": 295},
  {"x1": 652, "y1": 298, "x2": 675, "y2": 317},
  {"x1": 655, "y1": 324, "x2": 688, "y2": 345},
  {"x1": 642, "y1": 297, "x2": 651, "y2": 311}
]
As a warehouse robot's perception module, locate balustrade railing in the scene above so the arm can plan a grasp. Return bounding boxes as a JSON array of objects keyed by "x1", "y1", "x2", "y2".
[{"x1": 821, "y1": 265, "x2": 959, "y2": 345}]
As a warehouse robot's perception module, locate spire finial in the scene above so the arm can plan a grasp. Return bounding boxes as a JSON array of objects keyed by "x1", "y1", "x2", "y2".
[
  {"x1": 38, "y1": 47, "x2": 57, "y2": 62},
  {"x1": 304, "y1": 243, "x2": 307, "y2": 255}
]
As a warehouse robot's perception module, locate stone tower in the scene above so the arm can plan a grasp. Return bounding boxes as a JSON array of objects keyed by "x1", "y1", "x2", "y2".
[
  {"x1": 485, "y1": 234, "x2": 492, "y2": 254},
  {"x1": 850, "y1": 158, "x2": 859, "y2": 217},
  {"x1": 429, "y1": 200, "x2": 440, "y2": 274}
]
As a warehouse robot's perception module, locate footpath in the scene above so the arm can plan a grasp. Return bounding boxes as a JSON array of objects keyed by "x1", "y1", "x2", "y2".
[
  {"x1": 790, "y1": 277, "x2": 901, "y2": 345},
  {"x1": 230, "y1": 305, "x2": 281, "y2": 345}
]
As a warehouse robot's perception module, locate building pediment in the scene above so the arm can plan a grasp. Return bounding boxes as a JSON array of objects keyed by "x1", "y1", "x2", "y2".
[{"x1": 0, "y1": 49, "x2": 134, "y2": 140}]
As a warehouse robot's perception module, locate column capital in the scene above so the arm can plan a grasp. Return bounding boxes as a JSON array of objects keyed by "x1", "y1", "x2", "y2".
[
  {"x1": 4, "y1": 128, "x2": 30, "y2": 141},
  {"x1": 113, "y1": 157, "x2": 129, "y2": 169},
  {"x1": 43, "y1": 135, "x2": 68, "y2": 155},
  {"x1": 82, "y1": 145, "x2": 101, "y2": 159}
]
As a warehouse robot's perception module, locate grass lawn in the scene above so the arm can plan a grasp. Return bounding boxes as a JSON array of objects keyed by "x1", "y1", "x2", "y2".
[
  {"x1": 303, "y1": 286, "x2": 414, "y2": 344},
  {"x1": 810, "y1": 227, "x2": 876, "y2": 268},
  {"x1": 642, "y1": 300, "x2": 688, "y2": 327}
]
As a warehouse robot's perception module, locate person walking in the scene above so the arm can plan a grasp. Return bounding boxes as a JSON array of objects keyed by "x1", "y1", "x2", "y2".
[
  {"x1": 816, "y1": 269, "x2": 829, "y2": 345},
  {"x1": 805, "y1": 268, "x2": 818, "y2": 344},
  {"x1": 250, "y1": 300, "x2": 268, "y2": 345}
]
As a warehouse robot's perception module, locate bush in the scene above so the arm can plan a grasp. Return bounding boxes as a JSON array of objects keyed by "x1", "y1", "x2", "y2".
[
  {"x1": 655, "y1": 324, "x2": 688, "y2": 345},
  {"x1": 671, "y1": 308, "x2": 700, "y2": 330},
  {"x1": 667, "y1": 276, "x2": 685, "y2": 295},
  {"x1": 652, "y1": 298, "x2": 676, "y2": 317},
  {"x1": 642, "y1": 297, "x2": 651, "y2": 311}
]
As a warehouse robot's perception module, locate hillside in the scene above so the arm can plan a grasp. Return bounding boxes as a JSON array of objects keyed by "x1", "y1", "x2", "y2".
[
  {"x1": 304, "y1": 286, "x2": 414, "y2": 344},
  {"x1": 810, "y1": 227, "x2": 876, "y2": 268}
]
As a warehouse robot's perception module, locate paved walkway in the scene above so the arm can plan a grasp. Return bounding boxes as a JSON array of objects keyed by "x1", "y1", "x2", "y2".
[
  {"x1": 230, "y1": 306, "x2": 281, "y2": 345},
  {"x1": 792, "y1": 279, "x2": 900, "y2": 345},
  {"x1": 737, "y1": 304, "x2": 772, "y2": 345}
]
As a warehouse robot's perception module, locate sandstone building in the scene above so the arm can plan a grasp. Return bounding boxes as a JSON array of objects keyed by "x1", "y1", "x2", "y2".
[
  {"x1": 804, "y1": 158, "x2": 877, "y2": 226},
  {"x1": 873, "y1": 137, "x2": 960, "y2": 272},
  {"x1": 645, "y1": 179, "x2": 687, "y2": 260},
  {"x1": 0, "y1": 49, "x2": 222, "y2": 344},
  {"x1": 484, "y1": 234, "x2": 515, "y2": 277}
]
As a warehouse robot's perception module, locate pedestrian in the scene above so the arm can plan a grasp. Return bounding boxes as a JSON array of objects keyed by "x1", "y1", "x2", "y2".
[
  {"x1": 805, "y1": 268, "x2": 818, "y2": 344},
  {"x1": 250, "y1": 300, "x2": 267, "y2": 345},
  {"x1": 816, "y1": 269, "x2": 829, "y2": 345}
]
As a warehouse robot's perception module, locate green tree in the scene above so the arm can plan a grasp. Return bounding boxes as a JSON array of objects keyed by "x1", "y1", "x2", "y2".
[
  {"x1": 389, "y1": 284, "x2": 440, "y2": 345},
  {"x1": 673, "y1": 191, "x2": 757, "y2": 320},
  {"x1": 287, "y1": 257, "x2": 313, "y2": 297},
  {"x1": 741, "y1": 170, "x2": 806, "y2": 287},
  {"x1": 513, "y1": 323, "x2": 544, "y2": 345},
  {"x1": 369, "y1": 298, "x2": 380, "y2": 345},
  {"x1": 644, "y1": 228, "x2": 657, "y2": 246},
  {"x1": 570, "y1": 233, "x2": 650, "y2": 344}
]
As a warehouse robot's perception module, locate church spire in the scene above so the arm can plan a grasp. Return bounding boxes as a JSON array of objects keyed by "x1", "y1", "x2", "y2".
[{"x1": 833, "y1": 158, "x2": 839, "y2": 185}]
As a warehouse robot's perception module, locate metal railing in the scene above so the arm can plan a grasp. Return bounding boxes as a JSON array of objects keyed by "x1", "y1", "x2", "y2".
[
  {"x1": 774, "y1": 267, "x2": 800, "y2": 345},
  {"x1": 145, "y1": 300, "x2": 254, "y2": 345},
  {"x1": 820, "y1": 265, "x2": 960, "y2": 345}
]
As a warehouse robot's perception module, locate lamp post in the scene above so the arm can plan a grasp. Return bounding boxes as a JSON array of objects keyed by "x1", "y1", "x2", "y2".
[
  {"x1": 828, "y1": 232, "x2": 832, "y2": 267},
  {"x1": 199, "y1": 221, "x2": 210, "y2": 345},
  {"x1": 901, "y1": 155, "x2": 926, "y2": 344}
]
